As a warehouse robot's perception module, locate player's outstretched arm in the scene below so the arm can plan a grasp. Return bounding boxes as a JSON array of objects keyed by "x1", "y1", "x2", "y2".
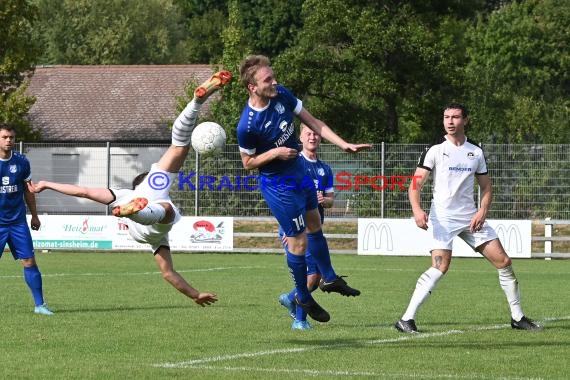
[
  {"x1": 297, "y1": 108, "x2": 372, "y2": 153},
  {"x1": 27, "y1": 180, "x2": 114, "y2": 204}
]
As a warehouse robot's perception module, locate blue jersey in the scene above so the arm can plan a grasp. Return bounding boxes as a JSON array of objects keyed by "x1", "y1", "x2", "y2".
[
  {"x1": 237, "y1": 85, "x2": 302, "y2": 177},
  {"x1": 237, "y1": 85, "x2": 318, "y2": 236},
  {"x1": 0, "y1": 151, "x2": 31, "y2": 226},
  {"x1": 300, "y1": 152, "x2": 334, "y2": 224}
]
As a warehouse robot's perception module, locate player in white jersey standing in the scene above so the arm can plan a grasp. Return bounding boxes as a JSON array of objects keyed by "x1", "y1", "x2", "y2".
[{"x1": 395, "y1": 103, "x2": 541, "y2": 333}]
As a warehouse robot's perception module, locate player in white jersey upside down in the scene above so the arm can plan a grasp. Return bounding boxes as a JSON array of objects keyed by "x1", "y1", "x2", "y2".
[
  {"x1": 27, "y1": 70, "x2": 232, "y2": 307},
  {"x1": 395, "y1": 103, "x2": 542, "y2": 333}
]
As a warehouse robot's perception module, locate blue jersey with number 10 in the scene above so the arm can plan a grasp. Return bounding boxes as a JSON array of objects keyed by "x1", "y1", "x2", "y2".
[{"x1": 0, "y1": 152, "x2": 31, "y2": 226}]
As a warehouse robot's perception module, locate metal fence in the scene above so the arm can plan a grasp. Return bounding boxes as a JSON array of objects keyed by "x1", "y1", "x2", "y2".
[{"x1": 20, "y1": 142, "x2": 570, "y2": 220}]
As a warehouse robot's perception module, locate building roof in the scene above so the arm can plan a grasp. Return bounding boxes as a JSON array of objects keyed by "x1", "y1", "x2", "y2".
[{"x1": 26, "y1": 65, "x2": 218, "y2": 142}]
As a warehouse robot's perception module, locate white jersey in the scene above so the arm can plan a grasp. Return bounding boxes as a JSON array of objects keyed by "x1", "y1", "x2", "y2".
[
  {"x1": 109, "y1": 163, "x2": 181, "y2": 252},
  {"x1": 418, "y1": 136, "x2": 487, "y2": 219}
]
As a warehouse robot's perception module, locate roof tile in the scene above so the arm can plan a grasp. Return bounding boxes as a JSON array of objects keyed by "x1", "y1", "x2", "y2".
[{"x1": 26, "y1": 65, "x2": 218, "y2": 142}]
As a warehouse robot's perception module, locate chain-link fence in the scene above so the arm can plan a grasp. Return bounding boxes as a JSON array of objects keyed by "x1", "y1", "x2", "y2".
[{"x1": 21, "y1": 142, "x2": 570, "y2": 220}]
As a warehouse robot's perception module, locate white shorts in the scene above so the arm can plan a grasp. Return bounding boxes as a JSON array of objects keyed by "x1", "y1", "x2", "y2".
[
  {"x1": 429, "y1": 215, "x2": 498, "y2": 252},
  {"x1": 125, "y1": 219, "x2": 172, "y2": 253},
  {"x1": 110, "y1": 163, "x2": 182, "y2": 252}
]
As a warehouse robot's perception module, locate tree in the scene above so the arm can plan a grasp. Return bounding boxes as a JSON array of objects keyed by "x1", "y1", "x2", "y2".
[
  {"x1": 464, "y1": 0, "x2": 570, "y2": 144},
  {"x1": 172, "y1": 0, "x2": 227, "y2": 64},
  {"x1": 174, "y1": 0, "x2": 250, "y2": 144},
  {"x1": 272, "y1": 0, "x2": 479, "y2": 143},
  {"x1": 0, "y1": 0, "x2": 41, "y2": 140},
  {"x1": 236, "y1": 0, "x2": 304, "y2": 58},
  {"x1": 211, "y1": 0, "x2": 251, "y2": 144},
  {"x1": 33, "y1": 0, "x2": 187, "y2": 64}
]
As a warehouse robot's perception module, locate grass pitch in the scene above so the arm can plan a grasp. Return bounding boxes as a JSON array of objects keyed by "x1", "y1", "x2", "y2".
[{"x1": 1, "y1": 252, "x2": 568, "y2": 379}]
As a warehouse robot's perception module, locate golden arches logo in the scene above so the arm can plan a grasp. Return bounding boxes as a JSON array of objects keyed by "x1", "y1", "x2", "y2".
[
  {"x1": 494, "y1": 224, "x2": 522, "y2": 254},
  {"x1": 362, "y1": 222, "x2": 393, "y2": 251}
]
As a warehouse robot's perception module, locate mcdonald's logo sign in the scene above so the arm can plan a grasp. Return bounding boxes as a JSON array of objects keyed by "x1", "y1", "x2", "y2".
[
  {"x1": 494, "y1": 224, "x2": 522, "y2": 254},
  {"x1": 362, "y1": 222, "x2": 394, "y2": 252}
]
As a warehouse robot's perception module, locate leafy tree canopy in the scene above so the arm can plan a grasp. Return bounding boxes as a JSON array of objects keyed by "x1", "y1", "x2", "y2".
[
  {"x1": 33, "y1": 0, "x2": 186, "y2": 64},
  {"x1": 0, "y1": 0, "x2": 41, "y2": 140},
  {"x1": 464, "y1": 0, "x2": 570, "y2": 144}
]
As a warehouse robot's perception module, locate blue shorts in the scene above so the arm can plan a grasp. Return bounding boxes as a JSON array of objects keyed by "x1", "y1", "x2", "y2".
[
  {"x1": 0, "y1": 221, "x2": 35, "y2": 260},
  {"x1": 261, "y1": 174, "x2": 318, "y2": 237}
]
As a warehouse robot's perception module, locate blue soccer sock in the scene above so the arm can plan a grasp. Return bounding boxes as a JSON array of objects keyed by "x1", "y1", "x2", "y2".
[
  {"x1": 24, "y1": 265, "x2": 45, "y2": 306},
  {"x1": 286, "y1": 251, "x2": 310, "y2": 302},
  {"x1": 295, "y1": 301, "x2": 308, "y2": 321},
  {"x1": 287, "y1": 289, "x2": 296, "y2": 303},
  {"x1": 307, "y1": 230, "x2": 337, "y2": 282}
]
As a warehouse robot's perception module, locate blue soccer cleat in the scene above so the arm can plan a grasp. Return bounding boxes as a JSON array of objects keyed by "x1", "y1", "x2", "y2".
[
  {"x1": 291, "y1": 319, "x2": 312, "y2": 330},
  {"x1": 34, "y1": 303, "x2": 54, "y2": 316},
  {"x1": 278, "y1": 293, "x2": 296, "y2": 319}
]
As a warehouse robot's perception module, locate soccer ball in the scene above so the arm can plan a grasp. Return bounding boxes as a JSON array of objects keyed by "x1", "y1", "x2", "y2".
[{"x1": 191, "y1": 121, "x2": 227, "y2": 157}]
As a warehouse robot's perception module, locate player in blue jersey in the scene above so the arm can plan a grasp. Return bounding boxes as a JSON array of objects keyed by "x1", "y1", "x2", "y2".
[
  {"x1": 0, "y1": 122, "x2": 53, "y2": 315},
  {"x1": 237, "y1": 55, "x2": 371, "y2": 323},
  {"x1": 27, "y1": 71, "x2": 231, "y2": 307},
  {"x1": 278, "y1": 124, "x2": 360, "y2": 330}
]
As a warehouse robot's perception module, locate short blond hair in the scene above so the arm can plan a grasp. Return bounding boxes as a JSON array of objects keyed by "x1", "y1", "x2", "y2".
[{"x1": 239, "y1": 55, "x2": 271, "y2": 87}]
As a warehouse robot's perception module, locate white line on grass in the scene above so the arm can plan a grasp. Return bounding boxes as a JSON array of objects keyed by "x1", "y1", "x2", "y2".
[
  {"x1": 167, "y1": 365, "x2": 500, "y2": 379},
  {"x1": 154, "y1": 316, "x2": 570, "y2": 379},
  {"x1": 161, "y1": 364, "x2": 535, "y2": 380}
]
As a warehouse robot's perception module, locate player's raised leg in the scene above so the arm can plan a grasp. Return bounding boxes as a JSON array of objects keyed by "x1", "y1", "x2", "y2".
[
  {"x1": 166, "y1": 70, "x2": 232, "y2": 170},
  {"x1": 112, "y1": 70, "x2": 233, "y2": 226}
]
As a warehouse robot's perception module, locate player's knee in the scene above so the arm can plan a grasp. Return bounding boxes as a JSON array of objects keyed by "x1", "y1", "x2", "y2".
[
  {"x1": 497, "y1": 255, "x2": 512, "y2": 269},
  {"x1": 159, "y1": 202, "x2": 175, "y2": 223},
  {"x1": 435, "y1": 265, "x2": 450, "y2": 274},
  {"x1": 20, "y1": 258, "x2": 36, "y2": 267},
  {"x1": 286, "y1": 235, "x2": 307, "y2": 254}
]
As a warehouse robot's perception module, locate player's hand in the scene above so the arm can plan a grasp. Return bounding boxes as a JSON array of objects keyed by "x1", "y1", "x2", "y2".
[
  {"x1": 413, "y1": 209, "x2": 429, "y2": 230},
  {"x1": 26, "y1": 180, "x2": 46, "y2": 193},
  {"x1": 273, "y1": 147, "x2": 299, "y2": 160},
  {"x1": 316, "y1": 191, "x2": 325, "y2": 205},
  {"x1": 194, "y1": 292, "x2": 218, "y2": 307},
  {"x1": 469, "y1": 213, "x2": 486, "y2": 233},
  {"x1": 342, "y1": 143, "x2": 373, "y2": 153},
  {"x1": 30, "y1": 215, "x2": 41, "y2": 231}
]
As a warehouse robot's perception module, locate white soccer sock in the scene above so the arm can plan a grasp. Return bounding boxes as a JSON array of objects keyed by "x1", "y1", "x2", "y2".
[
  {"x1": 402, "y1": 267, "x2": 444, "y2": 321},
  {"x1": 127, "y1": 203, "x2": 166, "y2": 225},
  {"x1": 172, "y1": 99, "x2": 201, "y2": 147},
  {"x1": 498, "y1": 265, "x2": 524, "y2": 321}
]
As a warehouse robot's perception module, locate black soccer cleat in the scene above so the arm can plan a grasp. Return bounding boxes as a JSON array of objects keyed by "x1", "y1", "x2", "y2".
[
  {"x1": 511, "y1": 316, "x2": 543, "y2": 331},
  {"x1": 319, "y1": 276, "x2": 361, "y2": 297},
  {"x1": 294, "y1": 294, "x2": 330, "y2": 322},
  {"x1": 395, "y1": 319, "x2": 419, "y2": 334}
]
